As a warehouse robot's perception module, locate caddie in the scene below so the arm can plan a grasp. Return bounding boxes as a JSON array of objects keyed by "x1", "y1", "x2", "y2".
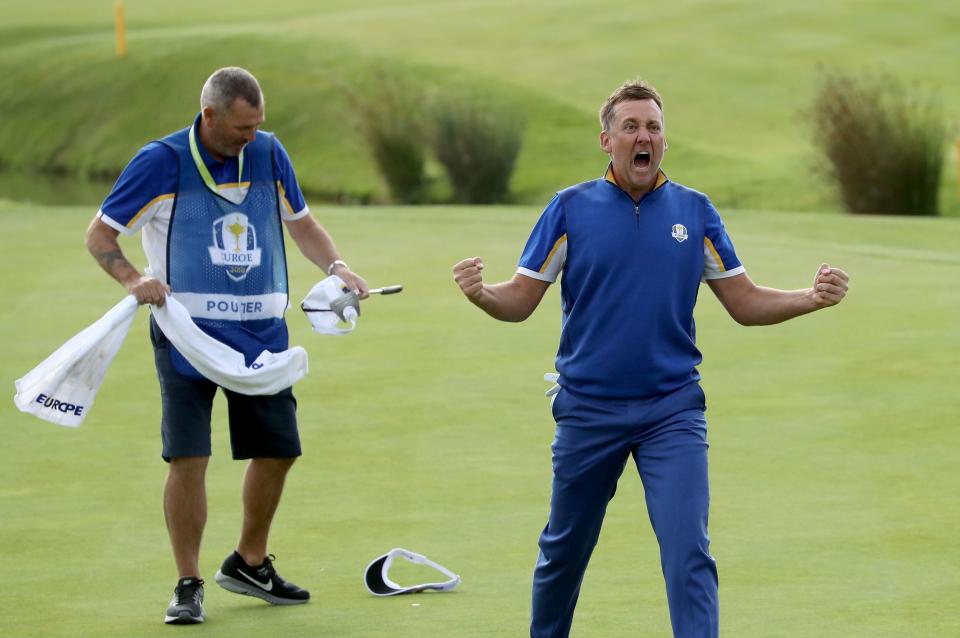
[{"x1": 84, "y1": 66, "x2": 368, "y2": 624}]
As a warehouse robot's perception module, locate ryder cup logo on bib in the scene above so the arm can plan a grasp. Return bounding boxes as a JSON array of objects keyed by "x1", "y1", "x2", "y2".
[{"x1": 209, "y1": 213, "x2": 262, "y2": 281}]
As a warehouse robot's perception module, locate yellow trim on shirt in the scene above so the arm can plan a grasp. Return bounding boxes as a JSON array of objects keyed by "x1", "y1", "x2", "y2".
[
  {"x1": 704, "y1": 237, "x2": 726, "y2": 272},
  {"x1": 603, "y1": 163, "x2": 667, "y2": 191},
  {"x1": 604, "y1": 165, "x2": 618, "y2": 185},
  {"x1": 216, "y1": 181, "x2": 251, "y2": 191},
  {"x1": 126, "y1": 193, "x2": 175, "y2": 228},
  {"x1": 276, "y1": 180, "x2": 295, "y2": 216},
  {"x1": 540, "y1": 234, "x2": 567, "y2": 273}
]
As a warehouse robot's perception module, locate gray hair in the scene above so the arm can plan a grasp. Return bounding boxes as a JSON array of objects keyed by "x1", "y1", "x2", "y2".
[{"x1": 200, "y1": 67, "x2": 263, "y2": 112}]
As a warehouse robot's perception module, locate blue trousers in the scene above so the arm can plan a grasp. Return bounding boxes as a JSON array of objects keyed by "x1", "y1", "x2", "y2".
[{"x1": 530, "y1": 383, "x2": 718, "y2": 638}]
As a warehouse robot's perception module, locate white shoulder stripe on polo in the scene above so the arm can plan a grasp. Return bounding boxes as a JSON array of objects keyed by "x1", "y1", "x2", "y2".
[
  {"x1": 528, "y1": 239, "x2": 567, "y2": 283},
  {"x1": 517, "y1": 267, "x2": 556, "y2": 283},
  {"x1": 703, "y1": 265, "x2": 745, "y2": 281}
]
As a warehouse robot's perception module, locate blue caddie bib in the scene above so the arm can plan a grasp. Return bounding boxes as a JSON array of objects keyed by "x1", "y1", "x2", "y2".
[{"x1": 159, "y1": 126, "x2": 289, "y2": 379}]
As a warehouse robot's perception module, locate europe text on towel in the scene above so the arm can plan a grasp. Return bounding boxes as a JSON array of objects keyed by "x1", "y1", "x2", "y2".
[{"x1": 14, "y1": 295, "x2": 309, "y2": 427}]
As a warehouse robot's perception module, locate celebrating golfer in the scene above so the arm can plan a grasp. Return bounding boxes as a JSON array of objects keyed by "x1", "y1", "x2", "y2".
[
  {"x1": 84, "y1": 67, "x2": 367, "y2": 624},
  {"x1": 453, "y1": 79, "x2": 849, "y2": 638}
]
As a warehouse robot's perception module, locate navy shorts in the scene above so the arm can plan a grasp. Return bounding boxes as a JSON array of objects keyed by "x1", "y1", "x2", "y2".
[{"x1": 150, "y1": 317, "x2": 302, "y2": 462}]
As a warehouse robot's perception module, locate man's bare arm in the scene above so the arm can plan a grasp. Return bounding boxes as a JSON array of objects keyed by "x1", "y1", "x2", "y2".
[
  {"x1": 284, "y1": 214, "x2": 368, "y2": 297},
  {"x1": 453, "y1": 257, "x2": 550, "y2": 322},
  {"x1": 707, "y1": 265, "x2": 848, "y2": 326},
  {"x1": 84, "y1": 217, "x2": 170, "y2": 305}
]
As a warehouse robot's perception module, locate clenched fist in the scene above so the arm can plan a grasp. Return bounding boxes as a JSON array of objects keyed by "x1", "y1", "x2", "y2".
[
  {"x1": 811, "y1": 263, "x2": 849, "y2": 308},
  {"x1": 452, "y1": 257, "x2": 485, "y2": 302}
]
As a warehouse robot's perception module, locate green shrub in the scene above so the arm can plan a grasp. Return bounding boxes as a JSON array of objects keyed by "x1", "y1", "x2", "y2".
[
  {"x1": 354, "y1": 78, "x2": 430, "y2": 204},
  {"x1": 432, "y1": 100, "x2": 524, "y2": 204},
  {"x1": 812, "y1": 69, "x2": 947, "y2": 215},
  {"x1": 365, "y1": 124, "x2": 429, "y2": 204}
]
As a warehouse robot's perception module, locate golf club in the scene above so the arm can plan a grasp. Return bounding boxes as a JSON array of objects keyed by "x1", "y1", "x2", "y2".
[
  {"x1": 329, "y1": 284, "x2": 404, "y2": 321},
  {"x1": 368, "y1": 285, "x2": 403, "y2": 295}
]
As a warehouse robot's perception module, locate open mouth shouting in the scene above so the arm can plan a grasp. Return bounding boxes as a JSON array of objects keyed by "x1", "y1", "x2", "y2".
[{"x1": 633, "y1": 151, "x2": 652, "y2": 169}]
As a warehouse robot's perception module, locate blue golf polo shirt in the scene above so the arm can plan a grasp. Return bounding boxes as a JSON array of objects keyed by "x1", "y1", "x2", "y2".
[{"x1": 518, "y1": 165, "x2": 744, "y2": 399}]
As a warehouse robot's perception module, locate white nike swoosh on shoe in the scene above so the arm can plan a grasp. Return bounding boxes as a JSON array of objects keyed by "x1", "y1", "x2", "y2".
[{"x1": 236, "y1": 568, "x2": 274, "y2": 591}]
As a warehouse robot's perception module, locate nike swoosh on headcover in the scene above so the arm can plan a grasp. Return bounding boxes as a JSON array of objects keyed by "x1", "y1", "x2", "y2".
[{"x1": 237, "y1": 568, "x2": 274, "y2": 591}]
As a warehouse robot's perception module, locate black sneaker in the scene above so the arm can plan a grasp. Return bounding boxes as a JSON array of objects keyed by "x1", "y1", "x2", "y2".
[
  {"x1": 164, "y1": 577, "x2": 205, "y2": 624},
  {"x1": 215, "y1": 551, "x2": 310, "y2": 605}
]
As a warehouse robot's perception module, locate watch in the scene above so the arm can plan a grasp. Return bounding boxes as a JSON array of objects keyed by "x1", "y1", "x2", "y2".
[{"x1": 327, "y1": 259, "x2": 348, "y2": 276}]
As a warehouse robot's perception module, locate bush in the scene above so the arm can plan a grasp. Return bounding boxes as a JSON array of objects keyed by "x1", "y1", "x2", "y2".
[
  {"x1": 432, "y1": 99, "x2": 525, "y2": 204},
  {"x1": 365, "y1": 124, "x2": 429, "y2": 204},
  {"x1": 811, "y1": 69, "x2": 947, "y2": 215},
  {"x1": 355, "y1": 78, "x2": 430, "y2": 204}
]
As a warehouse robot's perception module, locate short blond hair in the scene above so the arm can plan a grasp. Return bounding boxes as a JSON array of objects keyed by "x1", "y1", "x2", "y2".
[{"x1": 599, "y1": 79, "x2": 663, "y2": 131}]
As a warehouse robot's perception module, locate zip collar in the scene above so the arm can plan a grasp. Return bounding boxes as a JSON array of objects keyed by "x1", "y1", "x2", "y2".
[{"x1": 603, "y1": 163, "x2": 667, "y2": 203}]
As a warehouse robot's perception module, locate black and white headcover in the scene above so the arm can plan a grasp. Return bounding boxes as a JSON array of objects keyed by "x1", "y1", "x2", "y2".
[{"x1": 364, "y1": 548, "x2": 461, "y2": 596}]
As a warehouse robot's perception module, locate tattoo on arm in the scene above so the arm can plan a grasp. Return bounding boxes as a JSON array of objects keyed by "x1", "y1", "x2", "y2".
[
  {"x1": 95, "y1": 249, "x2": 127, "y2": 274},
  {"x1": 95, "y1": 249, "x2": 124, "y2": 269}
]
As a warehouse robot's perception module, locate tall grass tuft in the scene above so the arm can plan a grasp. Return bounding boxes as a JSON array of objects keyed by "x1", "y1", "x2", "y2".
[
  {"x1": 811, "y1": 69, "x2": 947, "y2": 216},
  {"x1": 432, "y1": 100, "x2": 525, "y2": 204}
]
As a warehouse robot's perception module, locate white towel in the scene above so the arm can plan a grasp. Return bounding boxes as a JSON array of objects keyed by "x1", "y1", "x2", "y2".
[
  {"x1": 150, "y1": 295, "x2": 308, "y2": 396},
  {"x1": 14, "y1": 295, "x2": 309, "y2": 427},
  {"x1": 14, "y1": 296, "x2": 139, "y2": 427},
  {"x1": 300, "y1": 276, "x2": 357, "y2": 335}
]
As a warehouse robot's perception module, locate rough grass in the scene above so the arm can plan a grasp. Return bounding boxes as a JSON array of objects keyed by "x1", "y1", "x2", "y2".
[
  {"x1": 1, "y1": 201, "x2": 958, "y2": 637},
  {"x1": 0, "y1": 0, "x2": 958, "y2": 213}
]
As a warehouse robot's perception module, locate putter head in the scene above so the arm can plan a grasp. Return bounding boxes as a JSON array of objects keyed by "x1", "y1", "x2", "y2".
[{"x1": 330, "y1": 290, "x2": 360, "y2": 321}]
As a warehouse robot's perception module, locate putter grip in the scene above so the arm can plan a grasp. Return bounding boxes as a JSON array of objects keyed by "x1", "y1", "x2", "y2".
[{"x1": 378, "y1": 285, "x2": 403, "y2": 295}]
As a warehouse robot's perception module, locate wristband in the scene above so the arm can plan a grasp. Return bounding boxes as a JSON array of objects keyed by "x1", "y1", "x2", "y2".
[{"x1": 327, "y1": 259, "x2": 348, "y2": 276}]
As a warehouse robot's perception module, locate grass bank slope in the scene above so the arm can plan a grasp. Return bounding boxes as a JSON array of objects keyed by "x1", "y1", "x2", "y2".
[
  {"x1": 1, "y1": 201, "x2": 957, "y2": 636},
  {"x1": 1, "y1": 0, "x2": 958, "y2": 212}
]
